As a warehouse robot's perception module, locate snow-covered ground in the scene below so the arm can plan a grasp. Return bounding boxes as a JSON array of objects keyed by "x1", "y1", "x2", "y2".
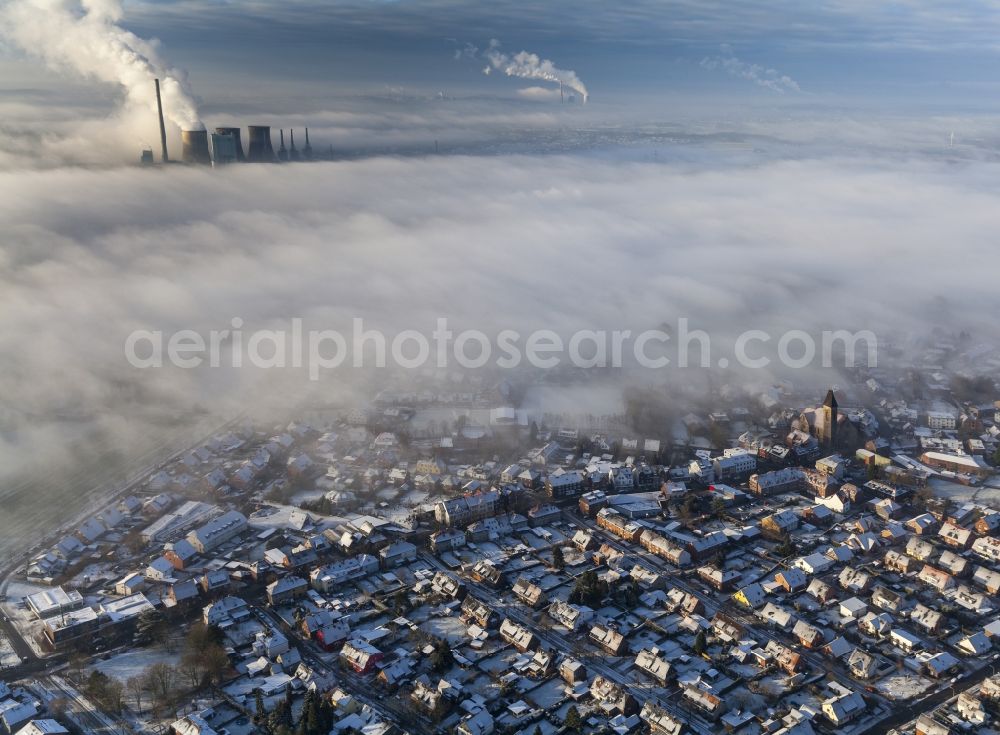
[
  {"x1": 93, "y1": 648, "x2": 179, "y2": 682},
  {"x1": 876, "y1": 673, "x2": 934, "y2": 700},
  {"x1": 420, "y1": 614, "x2": 472, "y2": 645}
]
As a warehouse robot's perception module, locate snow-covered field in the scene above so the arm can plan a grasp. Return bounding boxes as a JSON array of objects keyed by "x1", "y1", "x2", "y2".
[
  {"x1": 93, "y1": 648, "x2": 179, "y2": 682},
  {"x1": 930, "y1": 478, "x2": 1000, "y2": 507}
]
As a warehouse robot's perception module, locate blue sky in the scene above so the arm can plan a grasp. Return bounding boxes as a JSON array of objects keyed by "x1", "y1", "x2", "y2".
[
  {"x1": 112, "y1": 0, "x2": 1000, "y2": 104},
  {"x1": 7, "y1": 0, "x2": 1000, "y2": 114}
]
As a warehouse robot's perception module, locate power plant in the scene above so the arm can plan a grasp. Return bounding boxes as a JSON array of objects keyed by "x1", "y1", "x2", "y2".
[
  {"x1": 148, "y1": 80, "x2": 323, "y2": 167},
  {"x1": 210, "y1": 132, "x2": 239, "y2": 164},
  {"x1": 246, "y1": 125, "x2": 276, "y2": 163},
  {"x1": 181, "y1": 129, "x2": 211, "y2": 164},
  {"x1": 214, "y1": 127, "x2": 245, "y2": 161}
]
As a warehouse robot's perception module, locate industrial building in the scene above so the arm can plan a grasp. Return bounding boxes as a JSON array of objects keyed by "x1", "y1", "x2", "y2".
[{"x1": 149, "y1": 79, "x2": 320, "y2": 167}]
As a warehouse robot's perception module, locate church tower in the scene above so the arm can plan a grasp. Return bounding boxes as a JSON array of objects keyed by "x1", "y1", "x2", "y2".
[{"x1": 822, "y1": 389, "x2": 839, "y2": 448}]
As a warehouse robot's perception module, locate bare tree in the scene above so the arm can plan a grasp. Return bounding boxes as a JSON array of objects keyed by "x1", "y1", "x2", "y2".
[
  {"x1": 125, "y1": 676, "x2": 144, "y2": 714},
  {"x1": 179, "y1": 649, "x2": 202, "y2": 687},
  {"x1": 103, "y1": 678, "x2": 125, "y2": 715},
  {"x1": 202, "y1": 645, "x2": 231, "y2": 685},
  {"x1": 142, "y1": 662, "x2": 177, "y2": 713}
]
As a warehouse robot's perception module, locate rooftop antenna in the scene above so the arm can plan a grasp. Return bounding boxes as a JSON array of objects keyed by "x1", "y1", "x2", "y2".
[{"x1": 154, "y1": 79, "x2": 168, "y2": 163}]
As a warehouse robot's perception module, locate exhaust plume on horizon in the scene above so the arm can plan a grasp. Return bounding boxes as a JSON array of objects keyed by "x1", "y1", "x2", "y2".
[
  {"x1": 0, "y1": 0, "x2": 203, "y2": 130},
  {"x1": 480, "y1": 39, "x2": 589, "y2": 102},
  {"x1": 701, "y1": 45, "x2": 800, "y2": 94}
]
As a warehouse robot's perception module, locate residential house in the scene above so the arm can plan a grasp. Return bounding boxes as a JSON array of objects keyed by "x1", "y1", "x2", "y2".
[
  {"x1": 848, "y1": 649, "x2": 877, "y2": 679},
  {"x1": 775, "y1": 569, "x2": 808, "y2": 593},
  {"x1": 635, "y1": 648, "x2": 673, "y2": 685},
  {"x1": 266, "y1": 576, "x2": 308, "y2": 606},
  {"x1": 499, "y1": 619, "x2": 537, "y2": 652},
  {"x1": 918, "y1": 565, "x2": 955, "y2": 592},
  {"x1": 339, "y1": 640, "x2": 383, "y2": 674},
  {"x1": 511, "y1": 578, "x2": 545, "y2": 608},
  {"x1": 822, "y1": 692, "x2": 866, "y2": 727},
  {"x1": 590, "y1": 625, "x2": 627, "y2": 656}
]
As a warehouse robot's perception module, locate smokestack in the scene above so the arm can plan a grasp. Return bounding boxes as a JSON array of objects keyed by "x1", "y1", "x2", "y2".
[
  {"x1": 277, "y1": 129, "x2": 288, "y2": 162},
  {"x1": 560, "y1": 81, "x2": 564, "y2": 103},
  {"x1": 302, "y1": 128, "x2": 313, "y2": 160},
  {"x1": 214, "y1": 127, "x2": 245, "y2": 161},
  {"x1": 246, "y1": 126, "x2": 275, "y2": 162},
  {"x1": 289, "y1": 129, "x2": 299, "y2": 162},
  {"x1": 154, "y1": 79, "x2": 168, "y2": 163},
  {"x1": 181, "y1": 129, "x2": 211, "y2": 165}
]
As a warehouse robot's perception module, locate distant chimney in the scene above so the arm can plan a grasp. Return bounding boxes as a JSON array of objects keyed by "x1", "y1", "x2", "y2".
[
  {"x1": 246, "y1": 126, "x2": 275, "y2": 162},
  {"x1": 302, "y1": 128, "x2": 313, "y2": 159},
  {"x1": 289, "y1": 129, "x2": 300, "y2": 162},
  {"x1": 277, "y1": 129, "x2": 288, "y2": 161},
  {"x1": 214, "y1": 127, "x2": 245, "y2": 161},
  {"x1": 181, "y1": 129, "x2": 211, "y2": 165},
  {"x1": 154, "y1": 79, "x2": 168, "y2": 163}
]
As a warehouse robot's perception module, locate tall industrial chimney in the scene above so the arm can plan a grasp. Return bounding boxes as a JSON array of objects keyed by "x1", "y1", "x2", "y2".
[
  {"x1": 302, "y1": 128, "x2": 313, "y2": 160},
  {"x1": 246, "y1": 126, "x2": 275, "y2": 162},
  {"x1": 277, "y1": 129, "x2": 288, "y2": 161},
  {"x1": 181, "y1": 129, "x2": 211, "y2": 164},
  {"x1": 154, "y1": 78, "x2": 168, "y2": 163},
  {"x1": 214, "y1": 127, "x2": 245, "y2": 161},
  {"x1": 289, "y1": 130, "x2": 300, "y2": 162}
]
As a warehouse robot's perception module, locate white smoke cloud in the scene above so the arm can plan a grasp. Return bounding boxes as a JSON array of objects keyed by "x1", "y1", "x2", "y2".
[
  {"x1": 478, "y1": 39, "x2": 588, "y2": 102},
  {"x1": 0, "y1": 0, "x2": 202, "y2": 130},
  {"x1": 701, "y1": 45, "x2": 800, "y2": 93}
]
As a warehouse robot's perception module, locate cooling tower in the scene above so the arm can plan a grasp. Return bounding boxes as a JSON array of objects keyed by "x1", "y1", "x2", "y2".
[
  {"x1": 214, "y1": 127, "x2": 245, "y2": 161},
  {"x1": 181, "y1": 129, "x2": 211, "y2": 165},
  {"x1": 246, "y1": 126, "x2": 276, "y2": 162}
]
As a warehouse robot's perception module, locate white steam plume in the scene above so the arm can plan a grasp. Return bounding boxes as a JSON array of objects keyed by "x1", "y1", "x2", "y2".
[
  {"x1": 482, "y1": 39, "x2": 588, "y2": 102},
  {"x1": 701, "y1": 45, "x2": 800, "y2": 94},
  {"x1": 0, "y1": 0, "x2": 203, "y2": 130}
]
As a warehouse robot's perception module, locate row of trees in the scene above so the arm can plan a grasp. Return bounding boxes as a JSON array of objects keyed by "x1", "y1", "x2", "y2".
[{"x1": 81, "y1": 664, "x2": 174, "y2": 717}]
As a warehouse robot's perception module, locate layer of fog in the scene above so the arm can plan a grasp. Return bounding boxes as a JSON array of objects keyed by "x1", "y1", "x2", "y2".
[{"x1": 3, "y1": 149, "x2": 1000, "y2": 485}]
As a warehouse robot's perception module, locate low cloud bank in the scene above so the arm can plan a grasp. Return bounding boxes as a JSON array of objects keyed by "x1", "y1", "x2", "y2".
[{"x1": 1, "y1": 151, "x2": 998, "y2": 479}]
